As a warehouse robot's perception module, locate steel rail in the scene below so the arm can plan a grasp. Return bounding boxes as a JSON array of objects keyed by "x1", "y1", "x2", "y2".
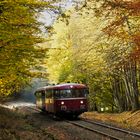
[
  {"x1": 27, "y1": 106, "x2": 41, "y2": 112},
  {"x1": 82, "y1": 118, "x2": 140, "y2": 138},
  {"x1": 26, "y1": 107, "x2": 121, "y2": 139},
  {"x1": 26, "y1": 106, "x2": 121, "y2": 139},
  {"x1": 27, "y1": 106, "x2": 140, "y2": 139},
  {"x1": 66, "y1": 120, "x2": 122, "y2": 140}
]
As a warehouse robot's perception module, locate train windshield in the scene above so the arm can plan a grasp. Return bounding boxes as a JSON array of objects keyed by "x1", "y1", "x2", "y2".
[{"x1": 54, "y1": 88, "x2": 88, "y2": 99}]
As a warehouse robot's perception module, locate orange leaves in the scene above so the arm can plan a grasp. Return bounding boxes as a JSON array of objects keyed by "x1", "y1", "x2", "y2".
[
  {"x1": 126, "y1": 1, "x2": 140, "y2": 10},
  {"x1": 131, "y1": 50, "x2": 140, "y2": 61},
  {"x1": 131, "y1": 33, "x2": 140, "y2": 60},
  {"x1": 107, "y1": 0, "x2": 140, "y2": 15},
  {"x1": 132, "y1": 33, "x2": 140, "y2": 47},
  {"x1": 102, "y1": 18, "x2": 125, "y2": 37},
  {"x1": 125, "y1": 1, "x2": 140, "y2": 16},
  {"x1": 101, "y1": 0, "x2": 140, "y2": 60}
]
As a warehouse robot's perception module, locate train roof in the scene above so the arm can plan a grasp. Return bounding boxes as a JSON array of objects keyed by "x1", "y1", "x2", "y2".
[{"x1": 36, "y1": 83, "x2": 87, "y2": 91}]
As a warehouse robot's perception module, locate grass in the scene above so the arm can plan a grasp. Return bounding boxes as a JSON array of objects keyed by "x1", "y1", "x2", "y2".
[{"x1": 81, "y1": 111, "x2": 140, "y2": 132}]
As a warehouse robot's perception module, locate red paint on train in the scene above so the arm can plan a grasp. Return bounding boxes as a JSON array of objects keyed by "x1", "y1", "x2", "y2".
[{"x1": 34, "y1": 83, "x2": 89, "y2": 118}]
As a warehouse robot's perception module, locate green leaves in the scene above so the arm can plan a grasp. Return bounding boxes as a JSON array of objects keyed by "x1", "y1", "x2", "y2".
[
  {"x1": 0, "y1": 0, "x2": 52, "y2": 96},
  {"x1": 46, "y1": 0, "x2": 140, "y2": 112}
]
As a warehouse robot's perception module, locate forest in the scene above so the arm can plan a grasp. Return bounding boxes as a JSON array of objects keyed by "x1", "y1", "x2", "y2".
[{"x1": 0, "y1": 0, "x2": 140, "y2": 112}]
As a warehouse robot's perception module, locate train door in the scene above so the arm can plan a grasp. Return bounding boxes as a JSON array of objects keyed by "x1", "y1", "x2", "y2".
[
  {"x1": 45, "y1": 89, "x2": 54, "y2": 113},
  {"x1": 35, "y1": 91, "x2": 42, "y2": 109},
  {"x1": 41, "y1": 90, "x2": 46, "y2": 111},
  {"x1": 50, "y1": 89, "x2": 54, "y2": 113}
]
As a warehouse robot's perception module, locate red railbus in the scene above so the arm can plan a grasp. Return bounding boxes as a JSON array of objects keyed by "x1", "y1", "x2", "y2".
[{"x1": 34, "y1": 83, "x2": 89, "y2": 118}]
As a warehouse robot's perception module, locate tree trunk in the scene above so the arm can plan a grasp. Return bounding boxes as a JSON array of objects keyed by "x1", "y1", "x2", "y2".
[
  {"x1": 123, "y1": 59, "x2": 139, "y2": 111},
  {"x1": 131, "y1": 59, "x2": 139, "y2": 110},
  {"x1": 112, "y1": 76, "x2": 124, "y2": 112}
]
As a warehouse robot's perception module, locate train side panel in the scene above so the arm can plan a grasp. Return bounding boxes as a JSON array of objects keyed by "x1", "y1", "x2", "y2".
[
  {"x1": 35, "y1": 91, "x2": 45, "y2": 110},
  {"x1": 35, "y1": 83, "x2": 89, "y2": 117},
  {"x1": 45, "y1": 98, "x2": 55, "y2": 113}
]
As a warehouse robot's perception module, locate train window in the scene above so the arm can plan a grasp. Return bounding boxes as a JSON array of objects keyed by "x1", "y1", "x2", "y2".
[
  {"x1": 35, "y1": 91, "x2": 42, "y2": 98},
  {"x1": 60, "y1": 89, "x2": 72, "y2": 98},
  {"x1": 54, "y1": 90, "x2": 60, "y2": 99},
  {"x1": 46, "y1": 90, "x2": 53, "y2": 98},
  {"x1": 41, "y1": 91, "x2": 45, "y2": 97},
  {"x1": 72, "y1": 89, "x2": 88, "y2": 97},
  {"x1": 54, "y1": 88, "x2": 89, "y2": 99},
  {"x1": 54, "y1": 89, "x2": 72, "y2": 98},
  {"x1": 84, "y1": 89, "x2": 89, "y2": 97}
]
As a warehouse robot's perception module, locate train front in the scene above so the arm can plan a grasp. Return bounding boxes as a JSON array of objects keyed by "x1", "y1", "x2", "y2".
[{"x1": 54, "y1": 84, "x2": 89, "y2": 118}]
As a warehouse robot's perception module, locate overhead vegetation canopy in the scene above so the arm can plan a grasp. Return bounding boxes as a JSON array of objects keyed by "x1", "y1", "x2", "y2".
[
  {"x1": 0, "y1": 0, "x2": 54, "y2": 96},
  {"x1": 46, "y1": 0, "x2": 140, "y2": 112},
  {"x1": 0, "y1": 0, "x2": 139, "y2": 112}
]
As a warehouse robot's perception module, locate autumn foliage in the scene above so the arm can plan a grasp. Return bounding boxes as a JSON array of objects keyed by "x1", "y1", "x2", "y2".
[
  {"x1": 0, "y1": 0, "x2": 50, "y2": 97},
  {"x1": 46, "y1": 0, "x2": 140, "y2": 112}
]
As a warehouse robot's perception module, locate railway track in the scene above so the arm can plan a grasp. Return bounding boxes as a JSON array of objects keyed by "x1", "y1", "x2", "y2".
[
  {"x1": 26, "y1": 106, "x2": 140, "y2": 140},
  {"x1": 67, "y1": 119, "x2": 140, "y2": 140},
  {"x1": 83, "y1": 119, "x2": 140, "y2": 138}
]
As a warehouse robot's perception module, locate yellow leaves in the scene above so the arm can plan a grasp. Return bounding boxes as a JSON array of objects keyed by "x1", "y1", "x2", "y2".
[
  {"x1": 45, "y1": 3, "x2": 109, "y2": 83},
  {"x1": 0, "y1": 77, "x2": 12, "y2": 96},
  {"x1": 45, "y1": 0, "x2": 139, "y2": 87},
  {"x1": 0, "y1": 0, "x2": 51, "y2": 96},
  {"x1": 0, "y1": 73, "x2": 29, "y2": 97}
]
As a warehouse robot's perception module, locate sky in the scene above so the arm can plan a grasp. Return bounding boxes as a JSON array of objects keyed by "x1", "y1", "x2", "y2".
[{"x1": 39, "y1": 0, "x2": 85, "y2": 26}]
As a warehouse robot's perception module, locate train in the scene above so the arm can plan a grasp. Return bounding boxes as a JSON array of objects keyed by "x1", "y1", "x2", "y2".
[{"x1": 34, "y1": 83, "x2": 89, "y2": 118}]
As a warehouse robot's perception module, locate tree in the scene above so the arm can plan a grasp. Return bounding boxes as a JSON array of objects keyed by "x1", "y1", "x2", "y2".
[
  {"x1": 0, "y1": 0, "x2": 53, "y2": 96},
  {"x1": 46, "y1": 0, "x2": 140, "y2": 112},
  {"x1": 46, "y1": 9, "x2": 114, "y2": 111},
  {"x1": 84, "y1": 0, "x2": 140, "y2": 111}
]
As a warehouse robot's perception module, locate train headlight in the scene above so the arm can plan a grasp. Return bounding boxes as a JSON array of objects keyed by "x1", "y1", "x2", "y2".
[
  {"x1": 80, "y1": 100, "x2": 83, "y2": 104},
  {"x1": 61, "y1": 101, "x2": 64, "y2": 105}
]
